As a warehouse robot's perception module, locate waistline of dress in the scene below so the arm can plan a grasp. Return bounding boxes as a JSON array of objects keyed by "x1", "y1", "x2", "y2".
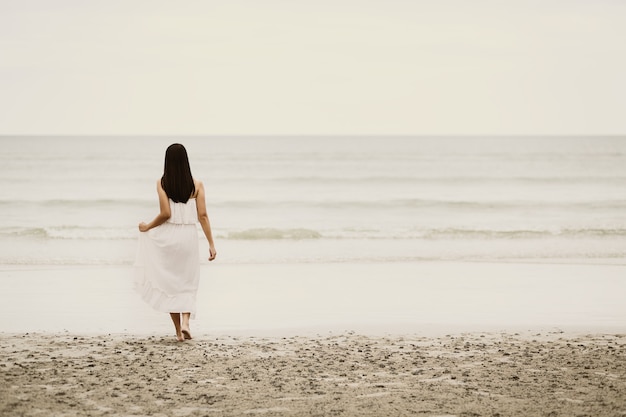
[{"x1": 165, "y1": 220, "x2": 197, "y2": 225}]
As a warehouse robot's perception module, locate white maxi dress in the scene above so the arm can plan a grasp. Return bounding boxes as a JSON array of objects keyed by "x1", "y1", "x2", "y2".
[{"x1": 134, "y1": 198, "x2": 200, "y2": 318}]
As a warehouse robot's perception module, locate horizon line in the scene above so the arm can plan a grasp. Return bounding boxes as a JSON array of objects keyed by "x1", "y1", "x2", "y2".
[{"x1": 1, "y1": 133, "x2": 625, "y2": 138}]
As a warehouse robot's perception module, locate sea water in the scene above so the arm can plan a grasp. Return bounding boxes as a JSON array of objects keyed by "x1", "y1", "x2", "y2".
[{"x1": 1, "y1": 136, "x2": 625, "y2": 266}]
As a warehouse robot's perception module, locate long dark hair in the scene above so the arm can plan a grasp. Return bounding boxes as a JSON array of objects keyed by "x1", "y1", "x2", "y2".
[{"x1": 161, "y1": 143, "x2": 195, "y2": 203}]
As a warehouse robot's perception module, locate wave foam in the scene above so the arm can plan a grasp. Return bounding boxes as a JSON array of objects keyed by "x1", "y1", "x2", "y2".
[
  {"x1": 3, "y1": 225, "x2": 626, "y2": 241},
  {"x1": 227, "y1": 228, "x2": 322, "y2": 240},
  {"x1": 0, "y1": 226, "x2": 137, "y2": 240}
]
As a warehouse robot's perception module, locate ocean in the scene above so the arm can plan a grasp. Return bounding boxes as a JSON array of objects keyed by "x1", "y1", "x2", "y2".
[{"x1": 1, "y1": 136, "x2": 625, "y2": 266}]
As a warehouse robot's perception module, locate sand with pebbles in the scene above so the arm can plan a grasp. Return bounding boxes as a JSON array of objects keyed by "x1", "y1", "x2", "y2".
[{"x1": 1, "y1": 331, "x2": 625, "y2": 416}]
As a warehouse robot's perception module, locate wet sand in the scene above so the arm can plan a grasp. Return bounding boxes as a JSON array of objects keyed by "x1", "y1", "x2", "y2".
[
  {"x1": 1, "y1": 331, "x2": 625, "y2": 416},
  {"x1": 1, "y1": 262, "x2": 626, "y2": 335}
]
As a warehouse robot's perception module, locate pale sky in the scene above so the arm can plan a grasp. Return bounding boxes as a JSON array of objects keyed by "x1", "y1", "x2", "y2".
[{"x1": 1, "y1": 0, "x2": 625, "y2": 135}]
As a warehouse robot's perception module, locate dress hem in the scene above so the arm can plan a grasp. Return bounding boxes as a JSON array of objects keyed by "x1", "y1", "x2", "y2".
[{"x1": 134, "y1": 267, "x2": 197, "y2": 319}]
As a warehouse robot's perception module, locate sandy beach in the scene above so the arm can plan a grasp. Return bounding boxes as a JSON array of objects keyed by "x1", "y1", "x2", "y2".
[
  {"x1": 1, "y1": 261, "x2": 626, "y2": 415},
  {"x1": 1, "y1": 331, "x2": 625, "y2": 416}
]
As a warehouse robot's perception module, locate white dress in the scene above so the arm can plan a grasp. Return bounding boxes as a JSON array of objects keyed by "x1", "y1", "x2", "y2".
[{"x1": 134, "y1": 198, "x2": 200, "y2": 318}]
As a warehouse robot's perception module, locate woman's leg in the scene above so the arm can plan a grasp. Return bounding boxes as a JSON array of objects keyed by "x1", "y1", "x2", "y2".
[
  {"x1": 169, "y1": 313, "x2": 184, "y2": 342},
  {"x1": 181, "y1": 313, "x2": 192, "y2": 340}
]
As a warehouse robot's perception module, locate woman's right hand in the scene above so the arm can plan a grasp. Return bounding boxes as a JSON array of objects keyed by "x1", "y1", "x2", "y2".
[{"x1": 138, "y1": 222, "x2": 150, "y2": 232}]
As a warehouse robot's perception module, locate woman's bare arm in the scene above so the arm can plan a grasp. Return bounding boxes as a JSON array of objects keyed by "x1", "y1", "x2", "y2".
[
  {"x1": 195, "y1": 180, "x2": 217, "y2": 261},
  {"x1": 138, "y1": 180, "x2": 171, "y2": 232}
]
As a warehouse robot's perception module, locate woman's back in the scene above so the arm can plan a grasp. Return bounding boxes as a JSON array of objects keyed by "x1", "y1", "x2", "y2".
[{"x1": 167, "y1": 198, "x2": 198, "y2": 225}]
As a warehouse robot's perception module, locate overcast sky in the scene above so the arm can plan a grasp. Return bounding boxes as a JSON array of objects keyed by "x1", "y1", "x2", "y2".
[{"x1": 1, "y1": 0, "x2": 625, "y2": 135}]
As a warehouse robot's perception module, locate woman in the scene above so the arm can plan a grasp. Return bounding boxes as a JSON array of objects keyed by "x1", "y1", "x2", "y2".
[{"x1": 134, "y1": 143, "x2": 217, "y2": 342}]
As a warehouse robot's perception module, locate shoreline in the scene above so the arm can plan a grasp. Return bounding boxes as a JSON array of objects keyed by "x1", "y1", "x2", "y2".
[
  {"x1": 1, "y1": 261, "x2": 625, "y2": 337},
  {"x1": 2, "y1": 261, "x2": 625, "y2": 416}
]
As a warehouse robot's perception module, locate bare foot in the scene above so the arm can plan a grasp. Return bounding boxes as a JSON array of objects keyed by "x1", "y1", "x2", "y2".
[
  {"x1": 176, "y1": 331, "x2": 184, "y2": 342},
  {"x1": 181, "y1": 328, "x2": 192, "y2": 340}
]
